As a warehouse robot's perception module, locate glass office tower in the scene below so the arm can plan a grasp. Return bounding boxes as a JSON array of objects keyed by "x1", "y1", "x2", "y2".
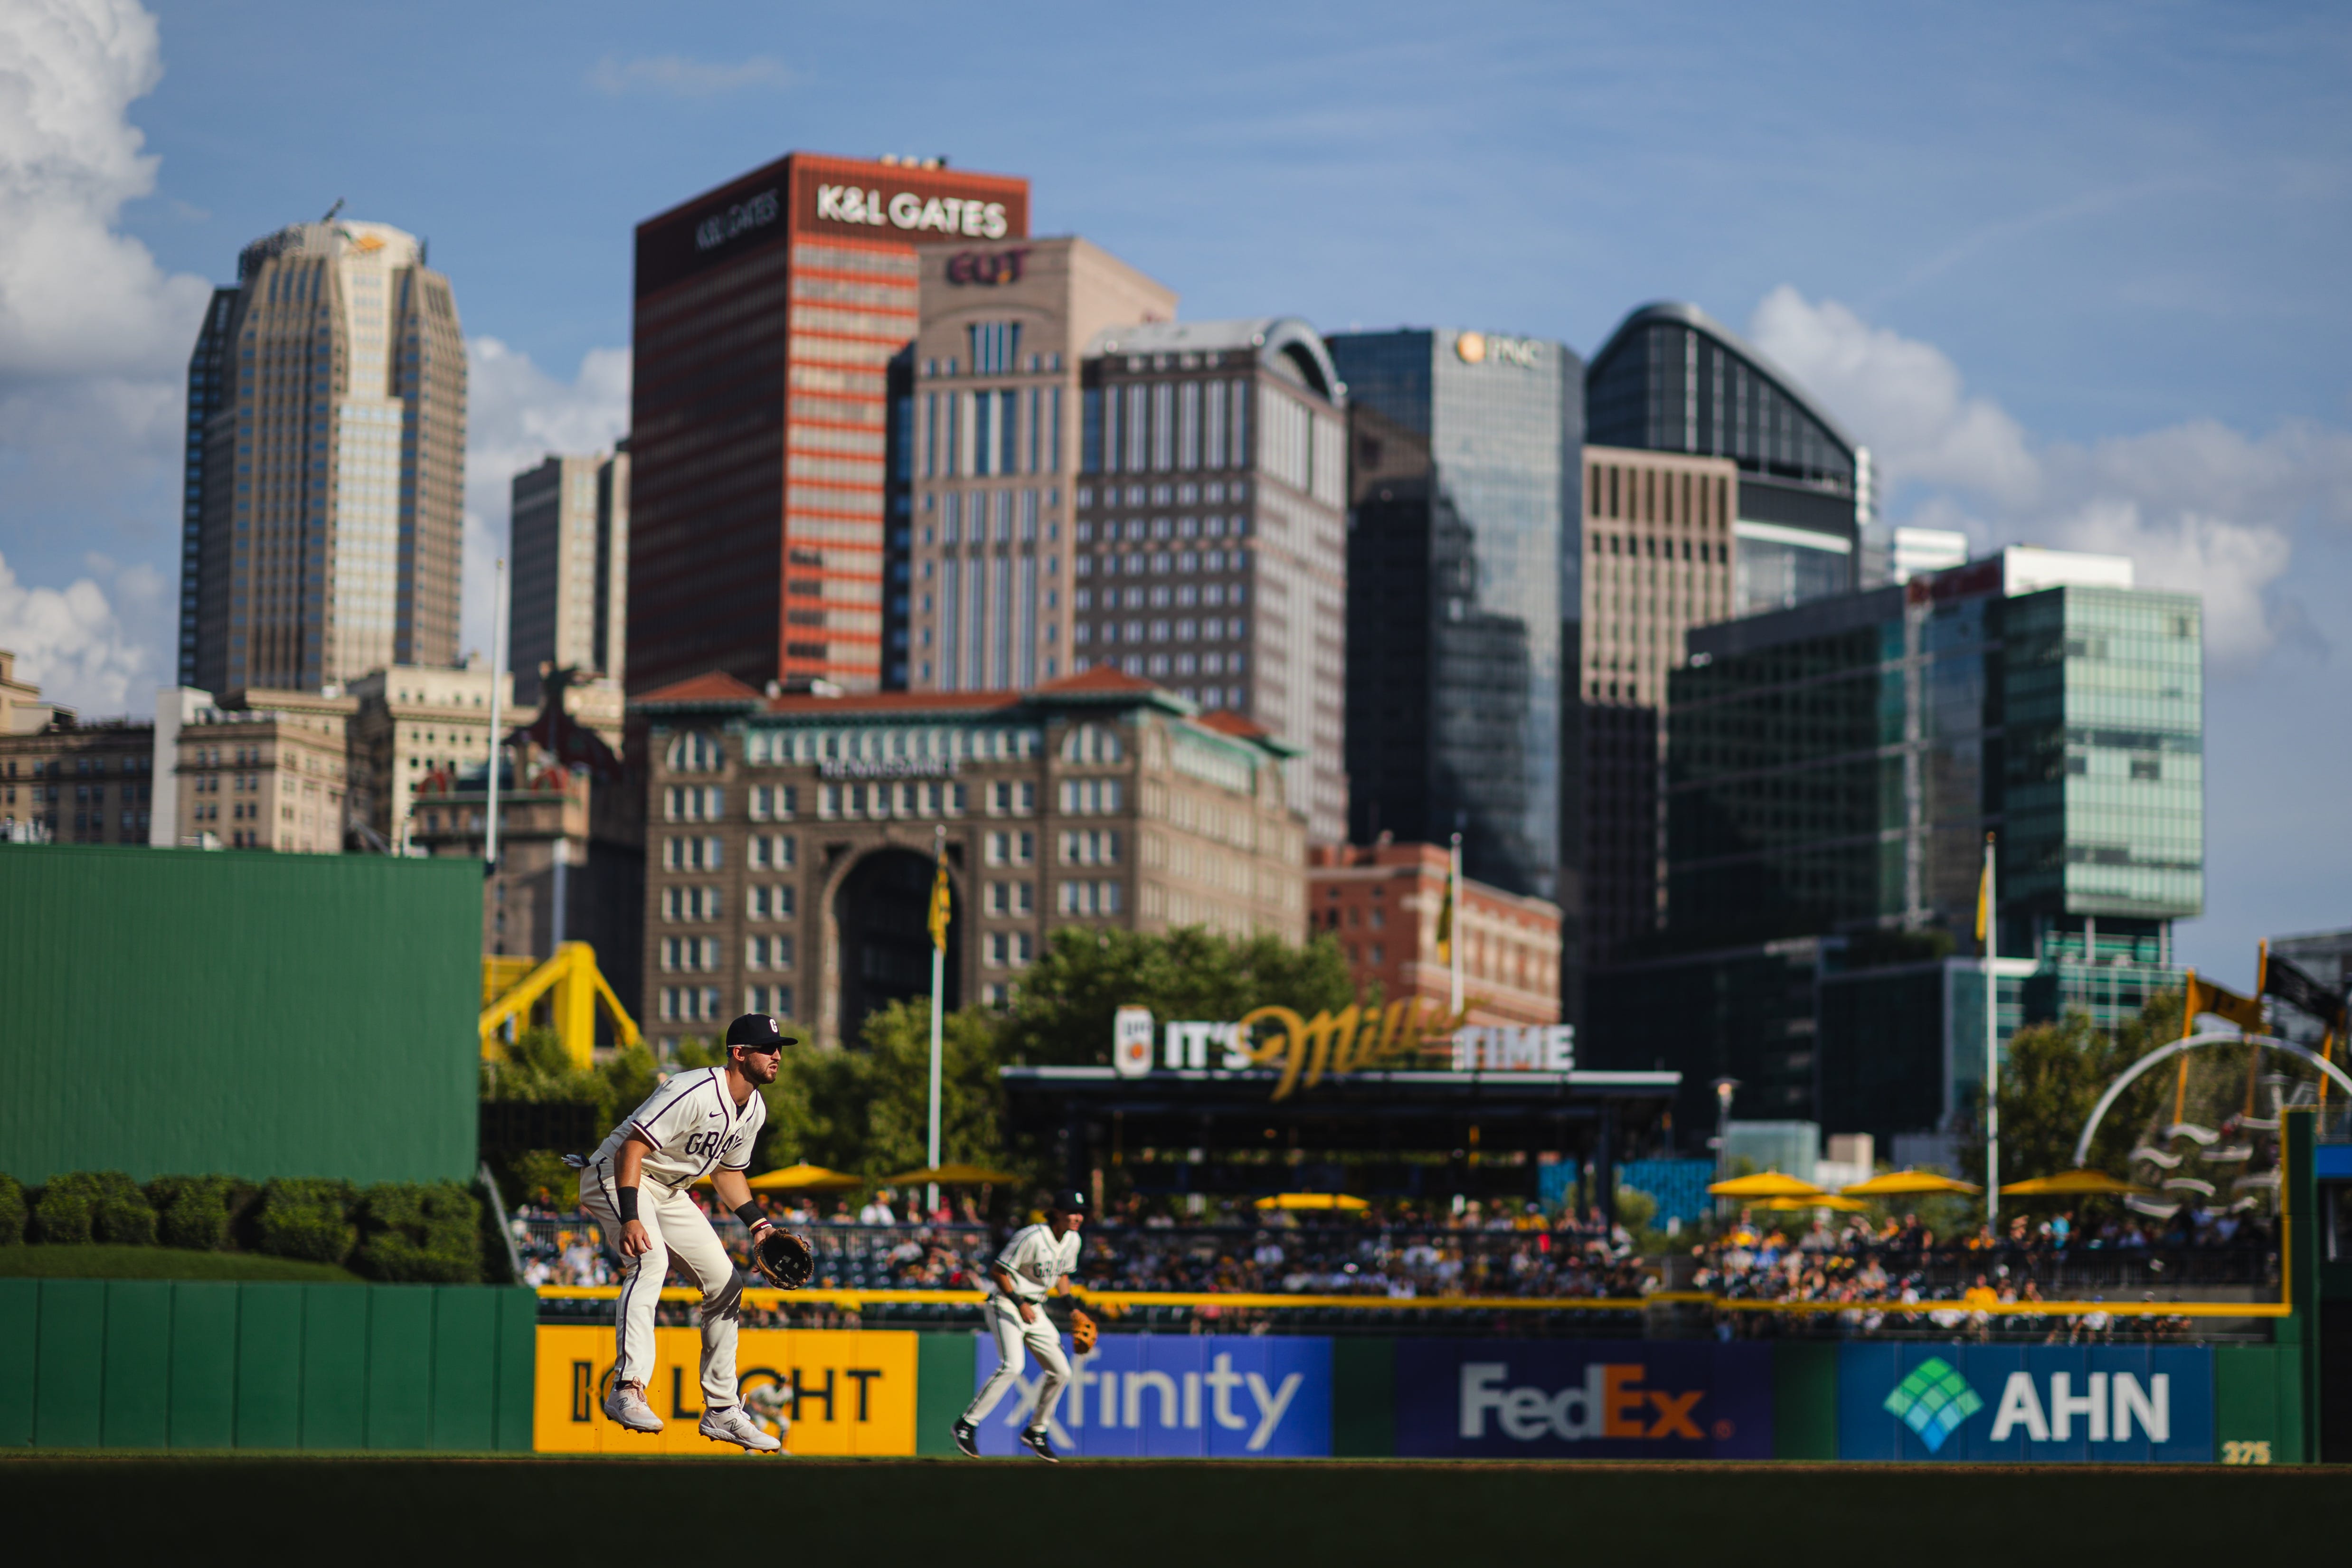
[
  {"x1": 1586, "y1": 302, "x2": 1865, "y2": 616},
  {"x1": 1329, "y1": 329, "x2": 1579, "y2": 902},
  {"x1": 1588, "y1": 547, "x2": 2201, "y2": 1144}
]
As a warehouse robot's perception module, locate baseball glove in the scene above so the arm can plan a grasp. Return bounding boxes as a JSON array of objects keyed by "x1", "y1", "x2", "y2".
[
  {"x1": 1069, "y1": 1305, "x2": 1098, "y2": 1354},
  {"x1": 752, "y1": 1228, "x2": 815, "y2": 1289}
]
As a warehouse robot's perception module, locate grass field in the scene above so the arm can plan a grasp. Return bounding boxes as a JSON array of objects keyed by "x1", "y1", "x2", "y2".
[
  {"x1": 0, "y1": 1246, "x2": 361, "y2": 1282},
  {"x1": 3, "y1": 1453, "x2": 2344, "y2": 1563}
]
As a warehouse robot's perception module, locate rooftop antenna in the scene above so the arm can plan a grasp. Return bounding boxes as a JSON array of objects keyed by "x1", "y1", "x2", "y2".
[{"x1": 321, "y1": 198, "x2": 346, "y2": 224}]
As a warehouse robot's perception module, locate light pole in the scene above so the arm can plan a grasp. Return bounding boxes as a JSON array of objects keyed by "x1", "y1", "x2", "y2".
[{"x1": 1711, "y1": 1077, "x2": 1739, "y2": 1224}]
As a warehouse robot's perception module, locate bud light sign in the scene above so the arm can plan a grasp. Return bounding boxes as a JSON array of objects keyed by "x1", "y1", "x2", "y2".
[{"x1": 1395, "y1": 1341, "x2": 1772, "y2": 1458}]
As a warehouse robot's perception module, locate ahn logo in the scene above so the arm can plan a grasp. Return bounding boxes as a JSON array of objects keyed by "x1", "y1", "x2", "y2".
[{"x1": 1880, "y1": 1354, "x2": 2173, "y2": 1456}]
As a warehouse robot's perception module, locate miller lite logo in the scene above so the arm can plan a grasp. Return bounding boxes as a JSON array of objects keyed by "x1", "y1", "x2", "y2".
[{"x1": 1112, "y1": 1005, "x2": 1154, "y2": 1078}]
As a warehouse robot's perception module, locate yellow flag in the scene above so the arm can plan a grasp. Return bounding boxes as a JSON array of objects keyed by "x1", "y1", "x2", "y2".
[
  {"x1": 1435, "y1": 874, "x2": 1454, "y2": 965},
  {"x1": 1974, "y1": 856, "x2": 1990, "y2": 943},
  {"x1": 927, "y1": 847, "x2": 952, "y2": 951}
]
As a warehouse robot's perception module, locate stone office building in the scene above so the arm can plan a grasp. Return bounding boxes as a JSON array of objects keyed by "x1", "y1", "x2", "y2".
[{"x1": 633, "y1": 665, "x2": 1307, "y2": 1051}]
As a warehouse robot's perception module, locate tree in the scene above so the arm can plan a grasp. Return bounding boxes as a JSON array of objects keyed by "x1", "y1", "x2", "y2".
[
  {"x1": 1959, "y1": 989, "x2": 2185, "y2": 1196},
  {"x1": 1000, "y1": 926, "x2": 1359, "y2": 1068},
  {"x1": 759, "y1": 1000, "x2": 1012, "y2": 1182}
]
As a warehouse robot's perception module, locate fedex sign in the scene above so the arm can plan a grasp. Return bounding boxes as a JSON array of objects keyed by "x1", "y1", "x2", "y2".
[{"x1": 1397, "y1": 1341, "x2": 1771, "y2": 1458}]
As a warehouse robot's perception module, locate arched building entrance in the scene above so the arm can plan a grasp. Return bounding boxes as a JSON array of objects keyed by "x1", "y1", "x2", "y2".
[{"x1": 833, "y1": 848, "x2": 959, "y2": 1041}]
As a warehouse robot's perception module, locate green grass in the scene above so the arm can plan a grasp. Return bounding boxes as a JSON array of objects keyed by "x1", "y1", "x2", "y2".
[
  {"x1": 0, "y1": 1245, "x2": 362, "y2": 1283},
  {"x1": 0, "y1": 1455, "x2": 2343, "y2": 1560}
]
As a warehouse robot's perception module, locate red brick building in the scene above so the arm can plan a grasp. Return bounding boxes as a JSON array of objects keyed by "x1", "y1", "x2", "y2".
[{"x1": 1307, "y1": 839, "x2": 1561, "y2": 1028}]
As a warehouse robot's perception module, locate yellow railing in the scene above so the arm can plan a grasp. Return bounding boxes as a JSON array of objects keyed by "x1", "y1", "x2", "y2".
[
  {"x1": 533, "y1": 1285, "x2": 2285, "y2": 1318},
  {"x1": 481, "y1": 942, "x2": 641, "y2": 1068}
]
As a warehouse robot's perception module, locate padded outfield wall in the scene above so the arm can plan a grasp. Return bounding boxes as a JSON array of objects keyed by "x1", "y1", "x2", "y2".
[{"x1": 0, "y1": 846, "x2": 480, "y2": 1183}]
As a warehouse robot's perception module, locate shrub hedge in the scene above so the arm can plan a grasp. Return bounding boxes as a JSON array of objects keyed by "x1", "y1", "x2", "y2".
[{"x1": 0, "y1": 1172, "x2": 498, "y2": 1283}]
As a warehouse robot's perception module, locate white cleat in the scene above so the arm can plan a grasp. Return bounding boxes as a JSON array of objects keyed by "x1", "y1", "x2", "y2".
[
  {"x1": 603, "y1": 1384, "x2": 663, "y2": 1434},
  {"x1": 700, "y1": 1405, "x2": 785, "y2": 1453}
]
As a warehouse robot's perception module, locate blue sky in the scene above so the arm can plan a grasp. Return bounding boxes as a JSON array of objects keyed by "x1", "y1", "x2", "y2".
[{"x1": 2, "y1": 0, "x2": 2347, "y2": 982}]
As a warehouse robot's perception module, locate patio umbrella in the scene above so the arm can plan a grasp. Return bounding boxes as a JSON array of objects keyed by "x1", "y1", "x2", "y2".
[
  {"x1": 1998, "y1": 1169, "x2": 2155, "y2": 1197},
  {"x1": 1839, "y1": 1170, "x2": 1983, "y2": 1198},
  {"x1": 1757, "y1": 1194, "x2": 1868, "y2": 1213},
  {"x1": 883, "y1": 1162, "x2": 1019, "y2": 1185},
  {"x1": 746, "y1": 1163, "x2": 863, "y2": 1192},
  {"x1": 1707, "y1": 1171, "x2": 1829, "y2": 1200},
  {"x1": 1253, "y1": 1193, "x2": 1370, "y2": 1211}
]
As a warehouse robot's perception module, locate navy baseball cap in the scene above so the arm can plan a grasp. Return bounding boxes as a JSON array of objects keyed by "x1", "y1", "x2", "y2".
[
  {"x1": 1051, "y1": 1190, "x2": 1088, "y2": 1214},
  {"x1": 724, "y1": 1013, "x2": 800, "y2": 1051}
]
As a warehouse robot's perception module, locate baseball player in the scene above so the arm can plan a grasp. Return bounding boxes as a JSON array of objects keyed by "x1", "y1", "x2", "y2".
[
  {"x1": 953, "y1": 1190, "x2": 1094, "y2": 1462},
  {"x1": 576, "y1": 1013, "x2": 792, "y2": 1452}
]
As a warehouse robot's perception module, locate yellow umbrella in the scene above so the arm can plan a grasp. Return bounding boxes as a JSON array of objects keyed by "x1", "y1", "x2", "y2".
[
  {"x1": 884, "y1": 1162, "x2": 1019, "y2": 1185},
  {"x1": 1707, "y1": 1171, "x2": 1829, "y2": 1199},
  {"x1": 1757, "y1": 1194, "x2": 1867, "y2": 1213},
  {"x1": 1999, "y1": 1169, "x2": 2155, "y2": 1197},
  {"x1": 1253, "y1": 1192, "x2": 1370, "y2": 1211},
  {"x1": 747, "y1": 1163, "x2": 863, "y2": 1192},
  {"x1": 1841, "y1": 1170, "x2": 1983, "y2": 1198}
]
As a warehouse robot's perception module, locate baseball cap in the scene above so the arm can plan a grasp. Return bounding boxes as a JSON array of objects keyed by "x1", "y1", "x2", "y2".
[
  {"x1": 724, "y1": 1013, "x2": 800, "y2": 1051},
  {"x1": 1050, "y1": 1190, "x2": 1088, "y2": 1214}
]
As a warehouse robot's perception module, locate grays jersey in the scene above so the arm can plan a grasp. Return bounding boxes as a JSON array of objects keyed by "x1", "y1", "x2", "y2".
[
  {"x1": 989, "y1": 1222, "x2": 1082, "y2": 1303},
  {"x1": 588, "y1": 1067, "x2": 765, "y2": 1191}
]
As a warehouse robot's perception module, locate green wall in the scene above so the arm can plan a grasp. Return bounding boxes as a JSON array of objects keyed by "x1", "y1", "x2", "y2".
[
  {"x1": 0, "y1": 1279, "x2": 533, "y2": 1450},
  {"x1": 0, "y1": 845, "x2": 480, "y2": 1183}
]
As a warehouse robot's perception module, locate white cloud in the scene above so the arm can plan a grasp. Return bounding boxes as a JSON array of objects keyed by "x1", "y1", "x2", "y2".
[
  {"x1": 587, "y1": 54, "x2": 793, "y2": 98},
  {"x1": 1747, "y1": 287, "x2": 2352, "y2": 668},
  {"x1": 0, "y1": 0, "x2": 212, "y2": 385},
  {"x1": 458, "y1": 338, "x2": 631, "y2": 661},
  {"x1": 0, "y1": 548, "x2": 150, "y2": 714}
]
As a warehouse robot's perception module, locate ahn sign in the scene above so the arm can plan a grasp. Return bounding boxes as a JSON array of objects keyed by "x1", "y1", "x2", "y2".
[
  {"x1": 1395, "y1": 1341, "x2": 1772, "y2": 1459},
  {"x1": 1837, "y1": 1344, "x2": 2214, "y2": 1463}
]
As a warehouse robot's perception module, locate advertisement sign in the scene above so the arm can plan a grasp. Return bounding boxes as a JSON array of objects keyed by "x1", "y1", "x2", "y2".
[
  {"x1": 970, "y1": 1333, "x2": 1332, "y2": 1457},
  {"x1": 1394, "y1": 1340, "x2": 1772, "y2": 1459},
  {"x1": 1837, "y1": 1344, "x2": 2213, "y2": 1463},
  {"x1": 533, "y1": 1326, "x2": 917, "y2": 1455}
]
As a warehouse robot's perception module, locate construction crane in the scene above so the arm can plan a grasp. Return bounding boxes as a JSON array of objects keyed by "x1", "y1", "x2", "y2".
[{"x1": 480, "y1": 942, "x2": 640, "y2": 1069}]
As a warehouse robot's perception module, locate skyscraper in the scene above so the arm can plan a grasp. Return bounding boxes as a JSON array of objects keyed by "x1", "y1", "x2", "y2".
[
  {"x1": 179, "y1": 219, "x2": 467, "y2": 693},
  {"x1": 626, "y1": 153, "x2": 1030, "y2": 698},
  {"x1": 900, "y1": 234, "x2": 1177, "y2": 697},
  {"x1": 1572, "y1": 302, "x2": 1865, "y2": 974},
  {"x1": 1328, "y1": 328, "x2": 1577, "y2": 902},
  {"x1": 509, "y1": 445, "x2": 630, "y2": 703},
  {"x1": 1073, "y1": 319, "x2": 1351, "y2": 843}
]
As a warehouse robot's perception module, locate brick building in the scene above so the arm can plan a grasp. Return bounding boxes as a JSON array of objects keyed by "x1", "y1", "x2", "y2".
[
  {"x1": 1307, "y1": 839, "x2": 1562, "y2": 1029},
  {"x1": 633, "y1": 666, "x2": 1307, "y2": 1050}
]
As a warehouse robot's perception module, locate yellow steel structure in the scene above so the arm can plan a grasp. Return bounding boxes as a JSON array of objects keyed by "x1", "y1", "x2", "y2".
[{"x1": 479, "y1": 941, "x2": 641, "y2": 1068}]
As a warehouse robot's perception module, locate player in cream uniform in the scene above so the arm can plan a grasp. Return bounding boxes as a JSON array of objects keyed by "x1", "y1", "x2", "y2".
[
  {"x1": 953, "y1": 1191, "x2": 1086, "y2": 1461},
  {"x1": 577, "y1": 1013, "x2": 792, "y2": 1452}
]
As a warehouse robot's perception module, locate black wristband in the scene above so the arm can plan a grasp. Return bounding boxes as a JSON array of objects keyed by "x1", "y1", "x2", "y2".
[
  {"x1": 617, "y1": 1186, "x2": 639, "y2": 1222},
  {"x1": 734, "y1": 1200, "x2": 765, "y2": 1229}
]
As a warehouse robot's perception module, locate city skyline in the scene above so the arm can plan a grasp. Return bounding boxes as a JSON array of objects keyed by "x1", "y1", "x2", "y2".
[{"x1": 0, "y1": 0, "x2": 2345, "y2": 984}]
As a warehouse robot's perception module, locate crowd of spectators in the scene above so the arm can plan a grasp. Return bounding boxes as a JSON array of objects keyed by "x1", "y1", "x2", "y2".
[
  {"x1": 513, "y1": 1182, "x2": 2276, "y2": 1341},
  {"x1": 1695, "y1": 1204, "x2": 2276, "y2": 1341}
]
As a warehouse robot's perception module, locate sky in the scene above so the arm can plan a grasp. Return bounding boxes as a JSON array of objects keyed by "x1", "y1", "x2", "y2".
[{"x1": 1, "y1": 0, "x2": 2347, "y2": 984}]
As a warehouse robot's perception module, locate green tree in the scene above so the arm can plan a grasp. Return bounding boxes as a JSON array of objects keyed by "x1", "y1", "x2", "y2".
[
  {"x1": 1001, "y1": 926, "x2": 1359, "y2": 1067},
  {"x1": 763, "y1": 1000, "x2": 1011, "y2": 1182},
  {"x1": 1959, "y1": 989, "x2": 2186, "y2": 1197}
]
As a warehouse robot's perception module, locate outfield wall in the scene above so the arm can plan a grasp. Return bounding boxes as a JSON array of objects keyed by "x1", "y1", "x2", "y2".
[
  {"x1": 0, "y1": 846, "x2": 481, "y2": 1183},
  {"x1": 0, "y1": 1280, "x2": 535, "y2": 1450},
  {"x1": 529, "y1": 1327, "x2": 2308, "y2": 1464}
]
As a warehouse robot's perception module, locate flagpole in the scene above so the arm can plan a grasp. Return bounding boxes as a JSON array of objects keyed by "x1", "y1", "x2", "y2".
[
  {"x1": 1448, "y1": 831, "x2": 1463, "y2": 1019},
  {"x1": 1984, "y1": 831, "x2": 1999, "y2": 1227},
  {"x1": 927, "y1": 823, "x2": 946, "y2": 1221}
]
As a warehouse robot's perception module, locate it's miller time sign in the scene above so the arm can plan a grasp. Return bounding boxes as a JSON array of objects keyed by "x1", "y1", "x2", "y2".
[{"x1": 1114, "y1": 1001, "x2": 1574, "y2": 1101}]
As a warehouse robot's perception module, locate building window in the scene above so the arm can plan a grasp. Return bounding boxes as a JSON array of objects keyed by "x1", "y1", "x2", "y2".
[
  {"x1": 664, "y1": 785, "x2": 725, "y2": 822},
  {"x1": 749, "y1": 833, "x2": 797, "y2": 870},
  {"x1": 666, "y1": 732, "x2": 725, "y2": 773},
  {"x1": 1059, "y1": 778, "x2": 1123, "y2": 814},
  {"x1": 748, "y1": 784, "x2": 797, "y2": 821},
  {"x1": 1057, "y1": 879, "x2": 1122, "y2": 916},
  {"x1": 746, "y1": 983, "x2": 794, "y2": 1018}
]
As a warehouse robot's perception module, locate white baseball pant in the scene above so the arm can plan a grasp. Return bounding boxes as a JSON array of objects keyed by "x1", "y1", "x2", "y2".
[
  {"x1": 962, "y1": 1295, "x2": 1070, "y2": 1432},
  {"x1": 578, "y1": 1162, "x2": 745, "y2": 1411}
]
